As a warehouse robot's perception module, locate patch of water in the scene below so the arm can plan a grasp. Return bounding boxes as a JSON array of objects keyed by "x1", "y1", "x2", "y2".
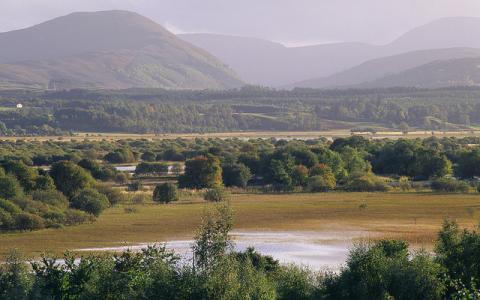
[{"x1": 76, "y1": 231, "x2": 363, "y2": 270}]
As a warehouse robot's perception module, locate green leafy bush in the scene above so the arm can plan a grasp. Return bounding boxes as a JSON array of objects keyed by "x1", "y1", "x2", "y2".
[
  {"x1": 96, "y1": 185, "x2": 126, "y2": 206},
  {"x1": 0, "y1": 176, "x2": 24, "y2": 200},
  {"x1": 127, "y1": 181, "x2": 143, "y2": 192},
  {"x1": 204, "y1": 187, "x2": 229, "y2": 202},
  {"x1": 135, "y1": 162, "x2": 169, "y2": 175},
  {"x1": 71, "y1": 188, "x2": 109, "y2": 216},
  {"x1": 64, "y1": 209, "x2": 94, "y2": 226},
  {"x1": 344, "y1": 174, "x2": 390, "y2": 192},
  {"x1": 431, "y1": 177, "x2": 470, "y2": 193},
  {"x1": 153, "y1": 183, "x2": 179, "y2": 204},
  {"x1": 0, "y1": 208, "x2": 14, "y2": 229},
  {"x1": 50, "y1": 161, "x2": 94, "y2": 198},
  {"x1": 31, "y1": 190, "x2": 69, "y2": 208},
  {"x1": 0, "y1": 199, "x2": 22, "y2": 215},
  {"x1": 15, "y1": 213, "x2": 45, "y2": 231}
]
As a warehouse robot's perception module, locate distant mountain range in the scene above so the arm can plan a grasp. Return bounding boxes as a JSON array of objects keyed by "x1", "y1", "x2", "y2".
[
  {"x1": 0, "y1": 10, "x2": 243, "y2": 90},
  {"x1": 181, "y1": 17, "x2": 480, "y2": 88},
  {"x1": 1, "y1": 11, "x2": 479, "y2": 91}
]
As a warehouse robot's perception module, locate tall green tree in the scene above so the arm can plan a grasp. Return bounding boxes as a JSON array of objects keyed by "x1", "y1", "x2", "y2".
[{"x1": 50, "y1": 161, "x2": 94, "y2": 198}]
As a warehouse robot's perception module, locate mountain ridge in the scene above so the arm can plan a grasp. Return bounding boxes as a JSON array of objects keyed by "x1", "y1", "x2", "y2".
[
  {"x1": 0, "y1": 10, "x2": 243, "y2": 90},
  {"x1": 289, "y1": 47, "x2": 480, "y2": 89}
]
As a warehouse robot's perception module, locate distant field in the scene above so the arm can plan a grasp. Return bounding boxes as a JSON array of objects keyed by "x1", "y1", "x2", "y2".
[
  {"x1": 1, "y1": 192, "x2": 479, "y2": 257},
  {"x1": 2, "y1": 129, "x2": 480, "y2": 142}
]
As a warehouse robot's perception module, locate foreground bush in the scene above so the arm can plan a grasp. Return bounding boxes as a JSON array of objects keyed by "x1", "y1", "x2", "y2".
[{"x1": 321, "y1": 240, "x2": 445, "y2": 300}]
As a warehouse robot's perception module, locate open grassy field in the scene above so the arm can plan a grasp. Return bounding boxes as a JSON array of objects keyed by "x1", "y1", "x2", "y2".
[
  {"x1": 1, "y1": 192, "x2": 480, "y2": 257},
  {"x1": 2, "y1": 129, "x2": 480, "y2": 142}
]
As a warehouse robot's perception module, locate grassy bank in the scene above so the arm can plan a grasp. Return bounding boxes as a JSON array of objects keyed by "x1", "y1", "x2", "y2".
[{"x1": 1, "y1": 192, "x2": 479, "y2": 257}]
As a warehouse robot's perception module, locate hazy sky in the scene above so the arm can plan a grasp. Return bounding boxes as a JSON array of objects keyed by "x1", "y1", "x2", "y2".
[{"x1": 1, "y1": 0, "x2": 480, "y2": 46}]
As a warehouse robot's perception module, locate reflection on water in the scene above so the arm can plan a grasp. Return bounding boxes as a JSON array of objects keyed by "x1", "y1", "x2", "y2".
[{"x1": 77, "y1": 231, "x2": 363, "y2": 270}]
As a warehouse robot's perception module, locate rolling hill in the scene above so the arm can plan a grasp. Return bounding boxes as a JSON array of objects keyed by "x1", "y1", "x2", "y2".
[
  {"x1": 357, "y1": 56, "x2": 480, "y2": 89},
  {"x1": 290, "y1": 48, "x2": 480, "y2": 89},
  {"x1": 0, "y1": 10, "x2": 243, "y2": 90},
  {"x1": 182, "y1": 17, "x2": 480, "y2": 87}
]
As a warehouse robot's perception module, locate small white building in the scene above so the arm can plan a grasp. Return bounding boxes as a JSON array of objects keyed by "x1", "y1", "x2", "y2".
[{"x1": 16, "y1": 103, "x2": 23, "y2": 109}]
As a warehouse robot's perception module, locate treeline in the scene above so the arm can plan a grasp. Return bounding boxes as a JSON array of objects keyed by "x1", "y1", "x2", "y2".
[
  {"x1": 3, "y1": 136, "x2": 480, "y2": 191},
  {"x1": 2, "y1": 86, "x2": 480, "y2": 134},
  {"x1": 0, "y1": 205, "x2": 479, "y2": 299}
]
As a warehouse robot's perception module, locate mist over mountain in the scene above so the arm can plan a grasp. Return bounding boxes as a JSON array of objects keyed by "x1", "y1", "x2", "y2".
[
  {"x1": 182, "y1": 17, "x2": 480, "y2": 87},
  {"x1": 180, "y1": 34, "x2": 380, "y2": 87},
  {"x1": 0, "y1": 10, "x2": 243, "y2": 90}
]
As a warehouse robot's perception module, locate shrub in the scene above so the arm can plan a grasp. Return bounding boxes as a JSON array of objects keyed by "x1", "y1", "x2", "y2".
[
  {"x1": 115, "y1": 173, "x2": 129, "y2": 184},
  {"x1": 291, "y1": 165, "x2": 309, "y2": 187},
  {"x1": 96, "y1": 185, "x2": 126, "y2": 206},
  {"x1": 124, "y1": 206, "x2": 138, "y2": 214},
  {"x1": 222, "y1": 163, "x2": 252, "y2": 188},
  {"x1": 135, "y1": 162, "x2": 169, "y2": 175},
  {"x1": 140, "y1": 151, "x2": 156, "y2": 162},
  {"x1": 42, "y1": 211, "x2": 66, "y2": 227},
  {"x1": 0, "y1": 199, "x2": 22, "y2": 215},
  {"x1": 179, "y1": 155, "x2": 222, "y2": 189},
  {"x1": 15, "y1": 213, "x2": 45, "y2": 231},
  {"x1": 0, "y1": 208, "x2": 14, "y2": 229},
  {"x1": 431, "y1": 177, "x2": 470, "y2": 193},
  {"x1": 275, "y1": 265, "x2": 317, "y2": 300},
  {"x1": 35, "y1": 175, "x2": 56, "y2": 191},
  {"x1": 14, "y1": 198, "x2": 49, "y2": 215},
  {"x1": 204, "y1": 187, "x2": 229, "y2": 202},
  {"x1": 64, "y1": 209, "x2": 94, "y2": 226},
  {"x1": 104, "y1": 148, "x2": 136, "y2": 164},
  {"x1": 344, "y1": 174, "x2": 390, "y2": 192},
  {"x1": 307, "y1": 175, "x2": 336, "y2": 192},
  {"x1": 127, "y1": 181, "x2": 143, "y2": 192},
  {"x1": 398, "y1": 176, "x2": 411, "y2": 191},
  {"x1": 31, "y1": 190, "x2": 69, "y2": 208},
  {"x1": 131, "y1": 193, "x2": 150, "y2": 204},
  {"x1": 322, "y1": 240, "x2": 445, "y2": 300},
  {"x1": 50, "y1": 161, "x2": 94, "y2": 198},
  {"x1": 153, "y1": 183, "x2": 179, "y2": 204},
  {"x1": 1, "y1": 160, "x2": 38, "y2": 192},
  {"x1": 359, "y1": 203, "x2": 368, "y2": 210},
  {"x1": 0, "y1": 176, "x2": 24, "y2": 199},
  {"x1": 70, "y1": 188, "x2": 109, "y2": 216}
]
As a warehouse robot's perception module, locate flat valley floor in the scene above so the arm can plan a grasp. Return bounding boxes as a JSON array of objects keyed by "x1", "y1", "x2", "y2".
[{"x1": 2, "y1": 192, "x2": 479, "y2": 258}]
